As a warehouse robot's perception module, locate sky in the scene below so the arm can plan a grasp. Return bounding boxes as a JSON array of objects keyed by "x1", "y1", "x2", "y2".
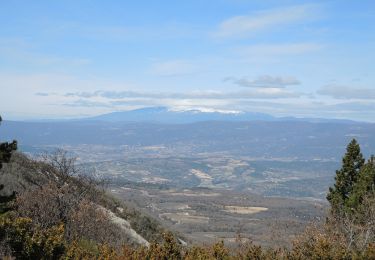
[{"x1": 0, "y1": 0, "x2": 375, "y2": 121}]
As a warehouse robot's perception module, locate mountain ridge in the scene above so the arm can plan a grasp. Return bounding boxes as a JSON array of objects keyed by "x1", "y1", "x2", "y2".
[
  {"x1": 82, "y1": 106, "x2": 274, "y2": 123},
  {"x1": 81, "y1": 106, "x2": 360, "y2": 124},
  {"x1": 7, "y1": 106, "x2": 365, "y2": 124}
]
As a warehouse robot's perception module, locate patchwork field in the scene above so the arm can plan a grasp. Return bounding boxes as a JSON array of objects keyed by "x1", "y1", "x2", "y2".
[
  {"x1": 83, "y1": 155, "x2": 338, "y2": 200},
  {"x1": 110, "y1": 185, "x2": 327, "y2": 247},
  {"x1": 223, "y1": 206, "x2": 268, "y2": 214}
]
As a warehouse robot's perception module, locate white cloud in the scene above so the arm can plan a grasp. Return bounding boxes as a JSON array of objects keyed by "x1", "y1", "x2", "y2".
[{"x1": 215, "y1": 4, "x2": 315, "y2": 38}]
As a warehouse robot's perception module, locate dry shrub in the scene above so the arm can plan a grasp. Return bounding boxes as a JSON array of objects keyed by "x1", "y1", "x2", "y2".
[
  {"x1": 184, "y1": 246, "x2": 212, "y2": 260},
  {"x1": 14, "y1": 181, "x2": 125, "y2": 247},
  {"x1": 290, "y1": 224, "x2": 350, "y2": 259},
  {"x1": 0, "y1": 216, "x2": 65, "y2": 259},
  {"x1": 289, "y1": 221, "x2": 375, "y2": 259},
  {"x1": 329, "y1": 194, "x2": 375, "y2": 251},
  {"x1": 67, "y1": 199, "x2": 124, "y2": 246},
  {"x1": 235, "y1": 241, "x2": 268, "y2": 260},
  {"x1": 15, "y1": 182, "x2": 74, "y2": 229},
  {"x1": 143, "y1": 232, "x2": 182, "y2": 260}
]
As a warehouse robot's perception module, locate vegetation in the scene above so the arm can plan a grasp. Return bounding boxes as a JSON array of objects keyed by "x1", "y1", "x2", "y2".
[
  {"x1": 326, "y1": 139, "x2": 375, "y2": 252},
  {"x1": 0, "y1": 121, "x2": 374, "y2": 259},
  {"x1": 0, "y1": 148, "x2": 166, "y2": 257},
  {"x1": 0, "y1": 116, "x2": 17, "y2": 169},
  {"x1": 0, "y1": 116, "x2": 17, "y2": 214},
  {"x1": 327, "y1": 139, "x2": 366, "y2": 215}
]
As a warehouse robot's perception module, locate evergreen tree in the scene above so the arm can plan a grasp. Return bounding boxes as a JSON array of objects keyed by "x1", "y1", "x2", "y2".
[
  {"x1": 327, "y1": 139, "x2": 365, "y2": 215},
  {"x1": 0, "y1": 115, "x2": 17, "y2": 213},
  {"x1": 348, "y1": 156, "x2": 375, "y2": 211},
  {"x1": 0, "y1": 116, "x2": 17, "y2": 169}
]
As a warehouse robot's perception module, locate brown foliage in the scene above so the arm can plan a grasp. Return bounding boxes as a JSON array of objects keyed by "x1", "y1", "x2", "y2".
[
  {"x1": 67, "y1": 199, "x2": 124, "y2": 245},
  {"x1": 15, "y1": 181, "x2": 125, "y2": 246}
]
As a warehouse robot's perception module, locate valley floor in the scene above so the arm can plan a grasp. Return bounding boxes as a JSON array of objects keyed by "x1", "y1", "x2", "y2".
[{"x1": 110, "y1": 185, "x2": 327, "y2": 248}]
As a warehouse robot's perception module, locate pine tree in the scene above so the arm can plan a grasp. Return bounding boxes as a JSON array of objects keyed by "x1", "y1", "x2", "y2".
[
  {"x1": 348, "y1": 156, "x2": 375, "y2": 212},
  {"x1": 0, "y1": 117, "x2": 17, "y2": 169},
  {"x1": 327, "y1": 139, "x2": 365, "y2": 215},
  {"x1": 0, "y1": 115, "x2": 17, "y2": 213}
]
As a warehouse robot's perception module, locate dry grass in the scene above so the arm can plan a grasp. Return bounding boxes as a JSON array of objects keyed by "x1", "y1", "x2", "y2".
[
  {"x1": 160, "y1": 213, "x2": 209, "y2": 224},
  {"x1": 223, "y1": 206, "x2": 268, "y2": 214}
]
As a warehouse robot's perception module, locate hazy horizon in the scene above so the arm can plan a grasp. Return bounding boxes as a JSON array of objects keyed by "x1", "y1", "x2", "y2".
[{"x1": 2, "y1": 106, "x2": 375, "y2": 123}]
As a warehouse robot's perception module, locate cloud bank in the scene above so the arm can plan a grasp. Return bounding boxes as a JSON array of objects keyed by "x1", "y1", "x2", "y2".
[
  {"x1": 224, "y1": 75, "x2": 300, "y2": 88},
  {"x1": 318, "y1": 85, "x2": 375, "y2": 100}
]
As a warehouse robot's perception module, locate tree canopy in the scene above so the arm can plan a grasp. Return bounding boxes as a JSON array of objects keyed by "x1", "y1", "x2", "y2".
[
  {"x1": 0, "y1": 116, "x2": 17, "y2": 169},
  {"x1": 327, "y1": 139, "x2": 375, "y2": 231},
  {"x1": 0, "y1": 115, "x2": 18, "y2": 213},
  {"x1": 327, "y1": 139, "x2": 366, "y2": 214}
]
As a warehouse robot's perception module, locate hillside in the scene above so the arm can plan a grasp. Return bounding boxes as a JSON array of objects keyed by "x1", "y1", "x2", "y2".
[
  {"x1": 1, "y1": 134, "x2": 374, "y2": 259},
  {"x1": 1, "y1": 151, "x2": 374, "y2": 259},
  {"x1": 0, "y1": 151, "x2": 168, "y2": 250}
]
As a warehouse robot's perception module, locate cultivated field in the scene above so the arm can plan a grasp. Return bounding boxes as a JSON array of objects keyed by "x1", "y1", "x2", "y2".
[{"x1": 110, "y1": 185, "x2": 327, "y2": 247}]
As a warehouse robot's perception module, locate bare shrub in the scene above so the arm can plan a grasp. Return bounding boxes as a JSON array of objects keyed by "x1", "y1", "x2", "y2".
[
  {"x1": 326, "y1": 193, "x2": 375, "y2": 252},
  {"x1": 15, "y1": 182, "x2": 128, "y2": 247},
  {"x1": 12, "y1": 149, "x2": 129, "y2": 247},
  {"x1": 15, "y1": 182, "x2": 70, "y2": 229},
  {"x1": 39, "y1": 149, "x2": 79, "y2": 180},
  {"x1": 66, "y1": 199, "x2": 125, "y2": 246}
]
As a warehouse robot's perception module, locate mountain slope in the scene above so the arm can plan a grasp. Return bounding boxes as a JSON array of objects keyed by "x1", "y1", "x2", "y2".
[
  {"x1": 0, "y1": 152, "x2": 166, "y2": 246},
  {"x1": 83, "y1": 107, "x2": 358, "y2": 124},
  {"x1": 85, "y1": 107, "x2": 275, "y2": 123}
]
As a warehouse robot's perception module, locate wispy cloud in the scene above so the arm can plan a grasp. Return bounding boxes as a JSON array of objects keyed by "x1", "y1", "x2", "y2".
[
  {"x1": 0, "y1": 38, "x2": 90, "y2": 67},
  {"x1": 224, "y1": 75, "x2": 301, "y2": 88},
  {"x1": 51, "y1": 88, "x2": 302, "y2": 100},
  {"x1": 35, "y1": 92, "x2": 51, "y2": 97},
  {"x1": 317, "y1": 85, "x2": 375, "y2": 100},
  {"x1": 214, "y1": 4, "x2": 316, "y2": 38},
  {"x1": 64, "y1": 91, "x2": 101, "y2": 98},
  {"x1": 68, "y1": 22, "x2": 203, "y2": 42},
  {"x1": 63, "y1": 99, "x2": 112, "y2": 108},
  {"x1": 149, "y1": 60, "x2": 199, "y2": 76}
]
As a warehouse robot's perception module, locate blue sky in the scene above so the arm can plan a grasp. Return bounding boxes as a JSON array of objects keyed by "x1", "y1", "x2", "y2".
[{"x1": 1, "y1": 0, "x2": 375, "y2": 121}]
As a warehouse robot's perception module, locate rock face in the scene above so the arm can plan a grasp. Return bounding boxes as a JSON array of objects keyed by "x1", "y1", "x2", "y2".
[{"x1": 98, "y1": 205, "x2": 150, "y2": 247}]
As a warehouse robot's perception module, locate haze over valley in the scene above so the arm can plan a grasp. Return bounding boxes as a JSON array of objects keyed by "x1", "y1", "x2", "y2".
[{"x1": 2, "y1": 108, "x2": 375, "y2": 199}]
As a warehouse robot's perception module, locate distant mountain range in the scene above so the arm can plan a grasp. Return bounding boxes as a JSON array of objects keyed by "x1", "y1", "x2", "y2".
[
  {"x1": 2, "y1": 106, "x2": 373, "y2": 160},
  {"x1": 83, "y1": 107, "x2": 274, "y2": 123},
  {"x1": 82, "y1": 106, "x2": 356, "y2": 124}
]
